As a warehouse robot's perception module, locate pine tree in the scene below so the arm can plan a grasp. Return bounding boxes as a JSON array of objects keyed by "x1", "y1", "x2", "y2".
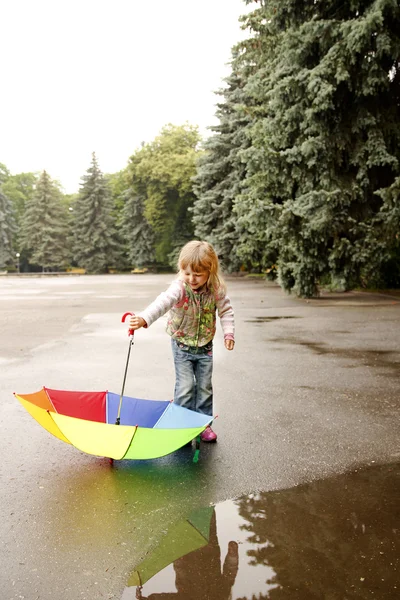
[
  {"x1": 0, "y1": 187, "x2": 16, "y2": 269},
  {"x1": 73, "y1": 153, "x2": 119, "y2": 273},
  {"x1": 240, "y1": 0, "x2": 400, "y2": 296},
  {"x1": 19, "y1": 171, "x2": 69, "y2": 270}
]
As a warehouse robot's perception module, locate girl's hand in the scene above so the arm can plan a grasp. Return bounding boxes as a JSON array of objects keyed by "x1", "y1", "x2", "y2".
[
  {"x1": 224, "y1": 339, "x2": 235, "y2": 351},
  {"x1": 129, "y1": 315, "x2": 146, "y2": 330}
]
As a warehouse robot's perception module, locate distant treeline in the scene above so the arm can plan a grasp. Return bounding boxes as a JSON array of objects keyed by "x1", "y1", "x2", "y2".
[{"x1": 1, "y1": 0, "x2": 399, "y2": 296}]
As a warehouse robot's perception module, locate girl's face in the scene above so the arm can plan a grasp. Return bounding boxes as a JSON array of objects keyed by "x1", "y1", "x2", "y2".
[{"x1": 182, "y1": 266, "x2": 209, "y2": 291}]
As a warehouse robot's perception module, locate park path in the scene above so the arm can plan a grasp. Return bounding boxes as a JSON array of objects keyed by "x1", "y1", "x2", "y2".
[{"x1": 0, "y1": 274, "x2": 399, "y2": 599}]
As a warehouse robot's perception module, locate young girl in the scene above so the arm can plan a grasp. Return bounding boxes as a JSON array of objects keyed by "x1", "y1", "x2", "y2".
[{"x1": 129, "y1": 240, "x2": 235, "y2": 442}]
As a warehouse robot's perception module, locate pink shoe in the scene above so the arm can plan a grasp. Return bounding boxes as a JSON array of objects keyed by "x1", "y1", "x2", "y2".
[{"x1": 200, "y1": 426, "x2": 217, "y2": 442}]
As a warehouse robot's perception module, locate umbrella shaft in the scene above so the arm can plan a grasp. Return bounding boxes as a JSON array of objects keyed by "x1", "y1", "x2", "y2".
[{"x1": 116, "y1": 337, "x2": 134, "y2": 424}]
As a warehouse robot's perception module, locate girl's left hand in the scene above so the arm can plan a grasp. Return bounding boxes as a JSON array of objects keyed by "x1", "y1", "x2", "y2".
[{"x1": 225, "y1": 339, "x2": 235, "y2": 351}]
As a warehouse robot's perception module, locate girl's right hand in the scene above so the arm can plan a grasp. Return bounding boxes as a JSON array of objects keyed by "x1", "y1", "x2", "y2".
[{"x1": 129, "y1": 315, "x2": 146, "y2": 330}]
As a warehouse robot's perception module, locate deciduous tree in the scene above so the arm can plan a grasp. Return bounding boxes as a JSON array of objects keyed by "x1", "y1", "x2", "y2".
[{"x1": 125, "y1": 124, "x2": 201, "y2": 267}]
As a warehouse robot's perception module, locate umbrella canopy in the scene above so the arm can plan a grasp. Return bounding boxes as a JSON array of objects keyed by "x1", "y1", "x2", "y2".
[
  {"x1": 15, "y1": 388, "x2": 213, "y2": 460},
  {"x1": 128, "y1": 506, "x2": 214, "y2": 587}
]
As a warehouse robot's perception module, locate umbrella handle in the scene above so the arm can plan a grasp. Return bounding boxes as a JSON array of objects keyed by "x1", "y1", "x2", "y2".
[
  {"x1": 116, "y1": 312, "x2": 135, "y2": 425},
  {"x1": 122, "y1": 312, "x2": 135, "y2": 336}
]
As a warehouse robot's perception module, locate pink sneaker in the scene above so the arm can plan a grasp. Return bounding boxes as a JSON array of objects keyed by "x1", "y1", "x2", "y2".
[{"x1": 200, "y1": 426, "x2": 217, "y2": 442}]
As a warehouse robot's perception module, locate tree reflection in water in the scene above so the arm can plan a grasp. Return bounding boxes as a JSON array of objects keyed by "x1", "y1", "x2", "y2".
[
  {"x1": 236, "y1": 463, "x2": 399, "y2": 599},
  {"x1": 125, "y1": 463, "x2": 399, "y2": 600}
]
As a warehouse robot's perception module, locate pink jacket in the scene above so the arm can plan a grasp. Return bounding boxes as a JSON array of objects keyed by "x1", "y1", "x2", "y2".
[{"x1": 139, "y1": 279, "x2": 235, "y2": 347}]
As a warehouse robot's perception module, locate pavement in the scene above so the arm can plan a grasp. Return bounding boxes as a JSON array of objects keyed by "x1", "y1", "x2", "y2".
[{"x1": 0, "y1": 274, "x2": 399, "y2": 599}]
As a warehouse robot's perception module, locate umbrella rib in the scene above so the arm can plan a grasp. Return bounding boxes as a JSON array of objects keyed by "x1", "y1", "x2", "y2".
[
  {"x1": 121, "y1": 425, "x2": 139, "y2": 460},
  {"x1": 47, "y1": 410, "x2": 73, "y2": 445},
  {"x1": 43, "y1": 387, "x2": 57, "y2": 412},
  {"x1": 152, "y1": 402, "x2": 173, "y2": 429}
]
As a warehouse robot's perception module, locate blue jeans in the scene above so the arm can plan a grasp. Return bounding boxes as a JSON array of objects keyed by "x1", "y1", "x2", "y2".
[{"x1": 171, "y1": 339, "x2": 213, "y2": 416}]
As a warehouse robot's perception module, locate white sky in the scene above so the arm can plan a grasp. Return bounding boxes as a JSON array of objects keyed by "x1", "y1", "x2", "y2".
[{"x1": 1, "y1": 0, "x2": 249, "y2": 193}]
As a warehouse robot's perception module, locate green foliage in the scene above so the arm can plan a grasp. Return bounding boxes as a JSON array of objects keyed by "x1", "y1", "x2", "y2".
[
  {"x1": 193, "y1": 62, "x2": 251, "y2": 272},
  {"x1": 19, "y1": 171, "x2": 70, "y2": 270},
  {"x1": 196, "y1": 0, "x2": 400, "y2": 295},
  {"x1": 125, "y1": 124, "x2": 201, "y2": 267},
  {"x1": 0, "y1": 187, "x2": 16, "y2": 268},
  {"x1": 0, "y1": 168, "x2": 37, "y2": 258},
  {"x1": 0, "y1": 163, "x2": 10, "y2": 185},
  {"x1": 106, "y1": 169, "x2": 128, "y2": 215},
  {"x1": 2, "y1": 172, "x2": 37, "y2": 224},
  {"x1": 72, "y1": 153, "x2": 120, "y2": 273},
  {"x1": 120, "y1": 188, "x2": 155, "y2": 268},
  {"x1": 192, "y1": 6, "x2": 281, "y2": 274}
]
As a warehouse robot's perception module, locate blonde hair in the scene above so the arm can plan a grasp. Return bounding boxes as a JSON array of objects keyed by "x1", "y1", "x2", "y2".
[{"x1": 178, "y1": 240, "x2": 226, "y2": 294}]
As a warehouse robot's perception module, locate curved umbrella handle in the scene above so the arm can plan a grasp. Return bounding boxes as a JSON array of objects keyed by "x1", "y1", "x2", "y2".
[{"x1": 122, "y1": 312, "x2": 135, "y2": 336}]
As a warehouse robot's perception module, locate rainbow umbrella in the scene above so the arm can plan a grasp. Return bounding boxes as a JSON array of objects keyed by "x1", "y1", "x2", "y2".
[{"x1": 14, "y1": 387, "x2": 212, "y2": 460}]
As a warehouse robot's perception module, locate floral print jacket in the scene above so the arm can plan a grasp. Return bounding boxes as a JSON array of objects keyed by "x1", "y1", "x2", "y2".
[{"x1": 139, "y1": 279, "x2": 235, "y2": 348}]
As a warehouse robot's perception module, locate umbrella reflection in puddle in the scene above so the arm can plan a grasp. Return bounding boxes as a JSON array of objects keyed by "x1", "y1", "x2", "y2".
[
  {"x1": 122, "y1": 500, "x2": 277, "y2": 600},
  {"x1": 122, "y1": 462, "x2": 399, "y2": 600}
]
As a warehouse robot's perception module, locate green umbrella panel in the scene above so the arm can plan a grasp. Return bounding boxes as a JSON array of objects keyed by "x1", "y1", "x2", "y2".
[{"x1": 128, "y1": 506, "x2": 214, "y2": 587}]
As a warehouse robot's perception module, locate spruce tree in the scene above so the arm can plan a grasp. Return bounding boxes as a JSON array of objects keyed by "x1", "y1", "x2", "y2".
[
  {"x1": 193, "y1": 63, "x2": 250, "y2": 272},
  {"x1": 73, "y1": 153, "x2": 119, "y2": 273},
  {"x1": 240, "y1": 0, "x2": 400, "y2": 296},
  {"x1": 0, "y1": 187, "x2": 16, "y2": 269},
  {"x1": 19, "y1": 171, "x2": 69, "y2": 270},
  {"x1": 120, "y1": 187, "x2": 155, "y2": 268},
  {"x1": 193, "y1": 6, "x2": 279, "y2": 274}
]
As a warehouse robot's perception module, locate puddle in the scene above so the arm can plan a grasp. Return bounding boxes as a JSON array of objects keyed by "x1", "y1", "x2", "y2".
[
  {"x1": 272, "y1": 337, "x2": 400, "y2": 377},
  {"x1": 245, "y1": 316, "x2": 299, "y2": 323},
  {"x1": 122, "y1": 463, "x2": 399, "y2": 599}
]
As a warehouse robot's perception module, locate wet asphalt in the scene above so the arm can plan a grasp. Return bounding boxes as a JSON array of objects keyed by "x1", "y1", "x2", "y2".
[{"x1": 0, "y1": 274, "x2": 399, "y2": 599}]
